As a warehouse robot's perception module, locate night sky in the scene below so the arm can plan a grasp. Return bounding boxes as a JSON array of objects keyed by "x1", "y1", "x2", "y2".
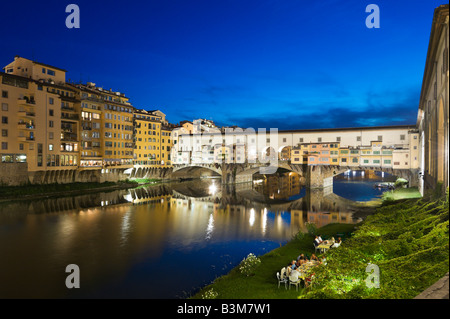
[{"x1": 0, "y1": 0, "x2": 444, "y2": 129}]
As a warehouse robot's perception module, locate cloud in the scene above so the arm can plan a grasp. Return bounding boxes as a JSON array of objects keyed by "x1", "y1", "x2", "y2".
[{"x1": 220, "y1": 87, "x2": 420, "y2": 130}]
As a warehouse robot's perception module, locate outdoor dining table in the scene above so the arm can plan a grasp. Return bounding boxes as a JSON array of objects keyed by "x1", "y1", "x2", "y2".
[{"x1": 317, "y1": 241, "x2": 333, "y2": 253}]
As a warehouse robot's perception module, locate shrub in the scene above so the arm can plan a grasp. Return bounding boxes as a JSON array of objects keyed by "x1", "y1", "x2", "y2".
[
  {"x1": 305, "y1": 222, "x2": 318, "y2": 236},
  {"x1": 201, "y1": 288, "x2": 218, "y2": 299},
  {"x1": 239, "y1": 253, "x2": 261, "y2": 276}
]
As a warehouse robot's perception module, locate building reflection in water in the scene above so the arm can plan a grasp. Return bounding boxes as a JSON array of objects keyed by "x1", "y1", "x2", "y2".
[{"x1": 0, "y1": 172, "x2": 361, "y2": 298}]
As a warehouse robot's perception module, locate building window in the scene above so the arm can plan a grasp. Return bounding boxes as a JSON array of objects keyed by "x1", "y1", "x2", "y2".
[
  {"x1": 1, "y1": 142, "x2": 7, "y2": 150},
  {"x1": 318, "y1": 137, "x2": 322, "y2": 142},
  {"x1": 1, "y1": 154, "x2": 13, "y2": 163},
  {"x1": 2, "y1": 116, "x2": 8, "y2": 124},
  {"x1": 49, "y1": 144, "x2": 54, "y2": 151},
  {"x1": 47, "y1": 69, "x2": 56, "y2": 76},
  {"x1": 400, "y1": 135, "x2": 405, "y2": 141},
  {"x1": 377, "y1": 135, "x2": 383, "y2": 142},
  {"x1": 2, "y1": 103, "x2": 8, "y2": 111},
  {"x1": 49, "y1": 97, "x2": 54, "y2": 105},
  {"x1": 336, "y1": 137, "x2": 341, "y2": 142},
  {"x1": 356, "y1": 136, "x2": 361, "y2": 142},
  {"x1": 299, "y1": 138, "x2": 303, "y2": 143},
  {"x1": 49, "y1": 120, "x2": 54, "y2": 127},
  {"x1": 1, "y1": 91, "x2": 8, "y2": 98},
  {"x1": 49, "y1": 109, "x2": 54, "y2": 116},
  {"x1": 1, "y1": 129, "x2": 7, "y2": 137}
]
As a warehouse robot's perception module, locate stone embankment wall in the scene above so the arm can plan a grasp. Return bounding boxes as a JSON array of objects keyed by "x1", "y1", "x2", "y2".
[
  {"x1": 0, "y1": 163, "x2": 140, "y2": 186},
  {"x1": 0, "y1": 162, "x2": 29, "y2": 186}
]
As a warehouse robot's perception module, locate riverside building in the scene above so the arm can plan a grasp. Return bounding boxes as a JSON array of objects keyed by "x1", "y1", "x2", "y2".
[{"x1": 0, "y1": 56, "x2": 174, "y2": 185}]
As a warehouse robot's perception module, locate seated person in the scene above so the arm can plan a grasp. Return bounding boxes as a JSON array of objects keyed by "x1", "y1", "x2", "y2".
[
  {"x1": 313, "y1": 236, "x2": 322, "y2": 247},
  {"x1": 289, "y1": 268, "x2": 301, "y2": 282},
  {"x1": 310, "y1": 254, "x2": 320, "y2": 262},
  {"x1": 286, "y1": 264, "x2": 292, "y2": 276},
  {"x1": 332, "y1": 237, "x2": 342, "y2": 248},
  {"x1": 290, "y1": 260, "x2": 297, "y2": 270},
  {"x1": 305, "y1": 272, "x2": 315, "y2": 287},
  {"x1": 297, "y1": 253, "x2": 306, "y2": 261}
]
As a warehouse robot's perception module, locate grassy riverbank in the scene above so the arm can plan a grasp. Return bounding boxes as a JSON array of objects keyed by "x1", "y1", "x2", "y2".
[
  {"x1": 0, "y1": 178, "x2": 162, "y2": 202},
  {"x1": 191, "y1": 223, "x2": 358, "y2": 299},
  {"x1": 192, "y1": 188, "x2": 449, "y2": 299}
]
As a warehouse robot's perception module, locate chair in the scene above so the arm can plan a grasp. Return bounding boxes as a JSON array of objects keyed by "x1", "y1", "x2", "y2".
[
  {"x1": 289, "y1": 272, "x2": 301, "y2": 291},
  {"x1": 314, "y1": 243, "x2": 320, "y2": 253},
  {"x1": 305, "y1": 274, "x2": 315, "y2": 290},
  {"x1": 277, "y1": 271, "x2": 288, "y2": 289}
]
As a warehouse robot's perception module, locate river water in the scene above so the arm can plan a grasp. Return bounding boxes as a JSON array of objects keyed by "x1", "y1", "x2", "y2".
[{"x1": 0, "y1": 170, "x2": 395, "y2": 298}]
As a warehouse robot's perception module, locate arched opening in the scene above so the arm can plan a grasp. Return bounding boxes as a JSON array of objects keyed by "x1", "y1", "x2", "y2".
[
  {"x1": 278, "y1": 146, "x2": 291, "y2": 161},
  {"x1": 252, "y1": 167, "x2": 304, "y2": 201},
  {"x1": 171, "y1": 166, "x2": 221, "y2": 180}
]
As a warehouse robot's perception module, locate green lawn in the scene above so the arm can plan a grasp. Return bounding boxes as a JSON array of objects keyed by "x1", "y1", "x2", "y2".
[
  {"x1": 192, "y1": 189, "x2": 449, "y2": 300},
  {"x1": 382, "y1": 187, "x2": 422, "y2": 202},
  {"x1": 302, "y1": 191, "x2": 449, "y2": 299},
  {"x1": 191, "y1": 223, "x2": 357, "y2": 299}
]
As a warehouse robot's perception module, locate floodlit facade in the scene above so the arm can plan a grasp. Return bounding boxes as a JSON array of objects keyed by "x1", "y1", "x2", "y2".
[
  {"x1": 417, "y1": 4, "x2": 449, "y2": 193},
  {"x1": 172, "y1": 125, "x2": 420, "y2": 171},
  {"x1": 1, "y1": 56, "x2": 80, "y2": 180},
  {"x1": 0, "y1": 56, "x2": 175, "y2": 185}
]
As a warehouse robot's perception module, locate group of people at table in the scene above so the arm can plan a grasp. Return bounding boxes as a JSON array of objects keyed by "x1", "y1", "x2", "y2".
[{"x1": 278, "y1": 235, "x2": 342, "y2": 289}]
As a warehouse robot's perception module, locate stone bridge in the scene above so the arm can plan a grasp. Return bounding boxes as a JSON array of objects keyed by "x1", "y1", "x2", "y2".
[{"x1": 172, "y1": 162, "x2": 419, "y2": 188}]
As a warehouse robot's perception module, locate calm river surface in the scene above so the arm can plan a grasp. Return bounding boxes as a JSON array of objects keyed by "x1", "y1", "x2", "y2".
[{"x1": 0, "y1": 171, "x2": 394, "y2": 298}]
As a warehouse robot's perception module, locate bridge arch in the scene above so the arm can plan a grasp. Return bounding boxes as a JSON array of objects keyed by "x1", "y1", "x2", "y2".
[
  {"x1": 278, "y1": 145, "x2": 291, "y2": 161},
  {"x1": 172, "y1": 164, "x2": 222, "y2": 179}
]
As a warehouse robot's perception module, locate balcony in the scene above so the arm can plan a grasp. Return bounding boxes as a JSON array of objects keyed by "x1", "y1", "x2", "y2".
[
  {"x1": 17, "y1": 110, "x2": 36, "y2": 119},
  {"x1": 18, "y1": 121, "x2": 35, "y2": 130},
  {"x1": 61, "y1": 113, "x2": 79, "y2": 121},
  {"x1": 61, "y1": 132, "x2": 78, "y2": 142},
  {"x1": 18, "y1": 96, "x2": 36, "y2": 106},
  {"x1": 18, "y1": 135, "x2": 35, "y2": 142}
]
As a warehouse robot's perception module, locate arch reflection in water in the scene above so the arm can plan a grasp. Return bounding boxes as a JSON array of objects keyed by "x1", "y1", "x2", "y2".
[{"x1": 0, "y1": 174, "x2": 361, "y2": 299}]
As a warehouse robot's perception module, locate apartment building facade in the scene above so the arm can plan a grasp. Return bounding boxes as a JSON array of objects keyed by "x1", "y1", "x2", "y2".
[
  {"x1": 0, "y1": 56, "x2": 174, "y2": 185},
  {"x1": 1, "y1": 56, "x2": 80, "y2": 184},
  {"x1": 133, "y1": 108, "x2": 172, "y2": 167}
]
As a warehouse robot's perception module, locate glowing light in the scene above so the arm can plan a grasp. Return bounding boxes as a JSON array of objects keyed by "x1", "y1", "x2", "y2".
[
  {"x1": 123, "y1": 194, "x2": 133, "y2": 202},
  {"x1": 205, "y1": 214, "x2": 214, "y2": 240},
  {"x1": 249, "y1": 208, "x2": 255, "y2": 227},
  {"x1": 262, "y1": 208, "x2": 267, "y2": 234},
  {"x1": 209, "y1": 183, "x2": 217, "y2": 195}
]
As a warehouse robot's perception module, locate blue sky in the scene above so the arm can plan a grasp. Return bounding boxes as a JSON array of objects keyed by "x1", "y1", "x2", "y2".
[{"x1": 0, "y1": 0, "x2": 444, "y2": 129}]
